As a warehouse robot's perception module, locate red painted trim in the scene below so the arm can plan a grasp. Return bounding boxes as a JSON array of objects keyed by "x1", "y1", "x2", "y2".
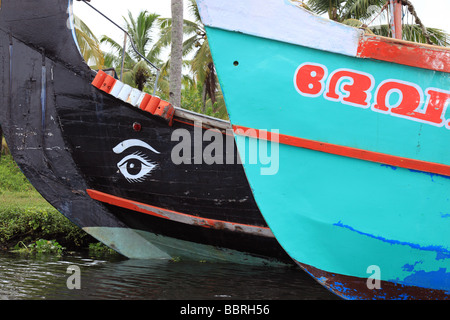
[
  {"x1": 357, "y1": 35, "x2": 450, "y2": 73},
  {"x1": 233, "y1": 125, "x2": 450, "y2": 177},
  {"x1": 86, "y1": 189, "x2": 273, "y2": 237}
]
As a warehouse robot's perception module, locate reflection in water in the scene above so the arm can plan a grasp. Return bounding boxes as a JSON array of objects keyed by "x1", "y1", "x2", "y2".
[{"x1": 0, "y1": 251, "x2": 338, "y2": 300}]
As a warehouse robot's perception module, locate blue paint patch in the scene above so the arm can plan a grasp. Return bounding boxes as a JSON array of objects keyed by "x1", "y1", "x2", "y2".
[
  {"x1": 408, "y1": 169, "x2": 450, "y2": 181},
  {"x1": 381, "y1": 164, "x2": 397, "y2": 170},
  {"x1": 402, "y1": 264, "x2": 414, "y2": 272},
  {"x1": 402, "y1": 261, "x2": 423, "y2": 272},
  {"x1": 396, "y1": 293, "x2": 411, "y2": 300},
  {"x1": 380, "y1": 165, "x2": 450, "y2": 182},
  {"x1": 440, "y1": 212, "x2": 450, "y2": 218},
  {"x1": 333, "y1": 221, "x2": 450, "y2": 257},
  {"x1": 436, "y1": 251, "x2": 450, "y2": 261},
  {"x1": 401, "y1": 268, "x2": 450, "y2": 292},
  {"x1": 327, "y1": 281, "x2": 360, "y2": 300}
]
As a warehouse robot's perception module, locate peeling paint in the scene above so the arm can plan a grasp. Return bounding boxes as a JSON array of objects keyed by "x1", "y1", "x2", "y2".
[
  {"x1": 298, "y1": 261, "x2": 450, "y2": 300},
  {"x1": 401, "y1": 268, "x2": 450, "y2": 292},
  {"x1": 408, "y1": 169, "x2": 450, "y2": 181},
  {"x1": 333, "y1": 221, "x2": 450, "y2": 257},
  {"x1": 402, "y1": 261, "x2": 423, "y2": 272},
  {"x1": 87, "y1": 189, "x2": 275, "y2": 238}
]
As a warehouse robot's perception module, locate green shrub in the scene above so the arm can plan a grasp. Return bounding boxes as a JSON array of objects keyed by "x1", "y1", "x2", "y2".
[
  {"x1": 0, "y1": 150, "x2": 104, "y2": 252},
  {"x1": 0, "y1": 206, "x2": 91, "y2": 249},
  {"x1": 13, "y1": 239, "x2": 64, "y2": 255}
]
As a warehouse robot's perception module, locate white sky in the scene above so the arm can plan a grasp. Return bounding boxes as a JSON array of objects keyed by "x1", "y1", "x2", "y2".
[
  {"x1": 72, "y1": 0, "x2": 449, "y2": 51},
  {"x1": 409, "y1": 0, "x2": 449, "y2": 33}
]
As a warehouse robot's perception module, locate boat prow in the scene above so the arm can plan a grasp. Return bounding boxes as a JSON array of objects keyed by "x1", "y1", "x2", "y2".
[
  {"x1": 0, "y1": 0, "x2": 292, "y2": 265},
  {"x1": 198, "y1": 0, "x2": 450, "y2": 299}
]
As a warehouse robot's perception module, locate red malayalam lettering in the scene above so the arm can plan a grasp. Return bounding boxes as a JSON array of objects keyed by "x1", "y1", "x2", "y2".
[
  {"x1": 372, "y1": 80, "x2": 449, "y2": 126},
  {"x1": 426, "y1": 88, "x2": 450, "y2": 127},
  {"x1": 325, "y1": 69, "x2": 374, "y2": 108},
  {"x1": 294, "y1": 62, "x2": 449, "y2": 129},
  {"x1": 294, "y1": 63, "x2": 327, "y2": 97}
]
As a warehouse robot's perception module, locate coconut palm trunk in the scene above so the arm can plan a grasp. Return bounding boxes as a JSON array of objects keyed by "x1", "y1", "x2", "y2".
[{"x1": 169, "y1": 0, "x2": 184, "y2": 107}]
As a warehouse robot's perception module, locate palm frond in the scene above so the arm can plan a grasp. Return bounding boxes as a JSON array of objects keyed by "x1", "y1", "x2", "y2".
[
  {"x1": 341, "y1": 0, "x2": 386, "y2": 21},
  {"x1": 341, "y1": 18, "x2": 364, "y2": 28},
  {"x1": 102, "y1": 52, "x2": 119, "y2": 69},
  {"x1": 73, "y1": 15, "x2": 105, "y2": 69},
  {"x1": 306, "y1": 0, "x2": 344, "y2": 16},
  {"x1": 100, "y1": 35, "x2": 124, "y2": 54},
  {"x1": 370, "y1": 24, "x2": 450, "y2": 47},
  {"x1": 187, "y1": 0, "x2": 202, "y2": 23}
]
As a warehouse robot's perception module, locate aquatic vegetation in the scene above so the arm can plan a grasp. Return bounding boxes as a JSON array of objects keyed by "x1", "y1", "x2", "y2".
[
  {"x1": 88, "y1": 242, "x2": 118, "y2": 255},
  {"x1": 13, "y1": 239, "x2": 64, "y2": 255}
]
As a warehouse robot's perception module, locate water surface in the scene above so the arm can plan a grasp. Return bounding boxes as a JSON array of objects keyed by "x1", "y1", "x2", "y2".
[{"x1": 0, "y1": 251, "x2": 338, "y2": 300}]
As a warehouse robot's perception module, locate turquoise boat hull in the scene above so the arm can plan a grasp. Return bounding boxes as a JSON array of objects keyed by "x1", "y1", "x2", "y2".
[{"x1": 198, "y1": 0, "x2": 450, "y2": 299}]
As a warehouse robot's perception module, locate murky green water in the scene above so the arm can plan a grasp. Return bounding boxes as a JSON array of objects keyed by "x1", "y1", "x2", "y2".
[{"x1": 0, "y1": 250, "x2": 338, "y2": 300}]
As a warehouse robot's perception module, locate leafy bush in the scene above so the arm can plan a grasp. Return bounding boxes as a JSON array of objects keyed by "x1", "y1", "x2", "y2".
[
  {"x1": 0, "y1": 206, "x2": 91, "y2": 249},
  {"x1": 13, "y1": 239, "x2": 64, "y2": 255}
]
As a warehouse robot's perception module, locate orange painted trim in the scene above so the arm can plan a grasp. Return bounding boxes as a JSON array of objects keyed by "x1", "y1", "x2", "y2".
[
  {"x1": 357, "y1": 35, "x2": 450, "y2": 73},
  {"x1": 233, "y1": 125, "x2": 450, "y2": 177},
  {"x1": 86, "y1": 189, "x2": 273, "y2": 236},
  {"x1": 91, "y1": 71, "x2": 175, "y2": 125},
  {"x1": 139, "y1": 93, "x2": 152, "y2": 110},
  {"x1": 91, "y1": 70, "x2": 107, "y2": 88},
  {"x1": 91, "y1": 69, "x2": 117, "y2": 94}
]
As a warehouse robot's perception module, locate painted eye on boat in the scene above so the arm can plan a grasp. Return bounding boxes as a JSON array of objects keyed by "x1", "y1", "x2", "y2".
[{"x1": 117, "y1": 152, "x2": 156, "y2": 183}]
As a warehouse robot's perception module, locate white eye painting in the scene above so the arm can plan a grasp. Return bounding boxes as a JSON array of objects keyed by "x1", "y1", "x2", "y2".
[
  {"x1": 116, "y1": 151, "x2": 156, "y2": 183},
  {"x1": 113, "y1": 139, "x2": 160, "y2": 183}
]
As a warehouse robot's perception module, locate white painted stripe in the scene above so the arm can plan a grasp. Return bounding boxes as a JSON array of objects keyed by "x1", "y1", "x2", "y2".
[
  {"x1": 196, "y1": 0, "x2": 362, "y2": 57},
  {"x1": 135, "y1": 92, "x2": 147, "y2": 108},
  {"x1": 127, "y1": 88, "x2": 142, "y2": 106},
  {"x1": 109, "y1": 80, "x2": 124, "y2": 97},
  {"x1": 117, "y1": 84, "x2": 132, "y2": 102}
]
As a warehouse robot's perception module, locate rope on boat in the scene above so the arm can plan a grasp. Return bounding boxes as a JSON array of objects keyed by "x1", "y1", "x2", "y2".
[{"x1": 400, "y1": 0, "x2": 433, "y2": 45}]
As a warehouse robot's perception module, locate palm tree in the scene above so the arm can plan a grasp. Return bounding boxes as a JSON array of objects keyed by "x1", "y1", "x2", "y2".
[
  {"x1": 185, "y1": 0, "x2": 219, "y2": 110},
  {"x1": 73, "y1": 15, "x2": 105, "y2": 69},
  {"x1": 170, "y1": 0, "x2": 184, "y2": 107},
  {"x1": 306, "y1": 0, "x2": 449, "y2": 46},
  {"x1": 368, "y1": 0, "x2": 449, "y2": 46},
  {"x1": 156, "y1": 0, "x2": 225, "y2": 116},
  {"x1": 307, "y1": 0, "x2": 385, "y2": 21},
  {"x1": 100, "y1": 11, "x2": 162, "y2": 91}
]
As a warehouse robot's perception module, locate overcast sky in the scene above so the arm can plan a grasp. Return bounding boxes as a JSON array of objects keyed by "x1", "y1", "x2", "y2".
[{"x1": 72, "y1": 0, "x2": 449, "y2": 52}]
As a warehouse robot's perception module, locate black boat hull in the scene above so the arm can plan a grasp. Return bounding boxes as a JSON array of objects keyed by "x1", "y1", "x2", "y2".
[{"x1": 0, "y1": 0, "x2": 290, "y2": 264}]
